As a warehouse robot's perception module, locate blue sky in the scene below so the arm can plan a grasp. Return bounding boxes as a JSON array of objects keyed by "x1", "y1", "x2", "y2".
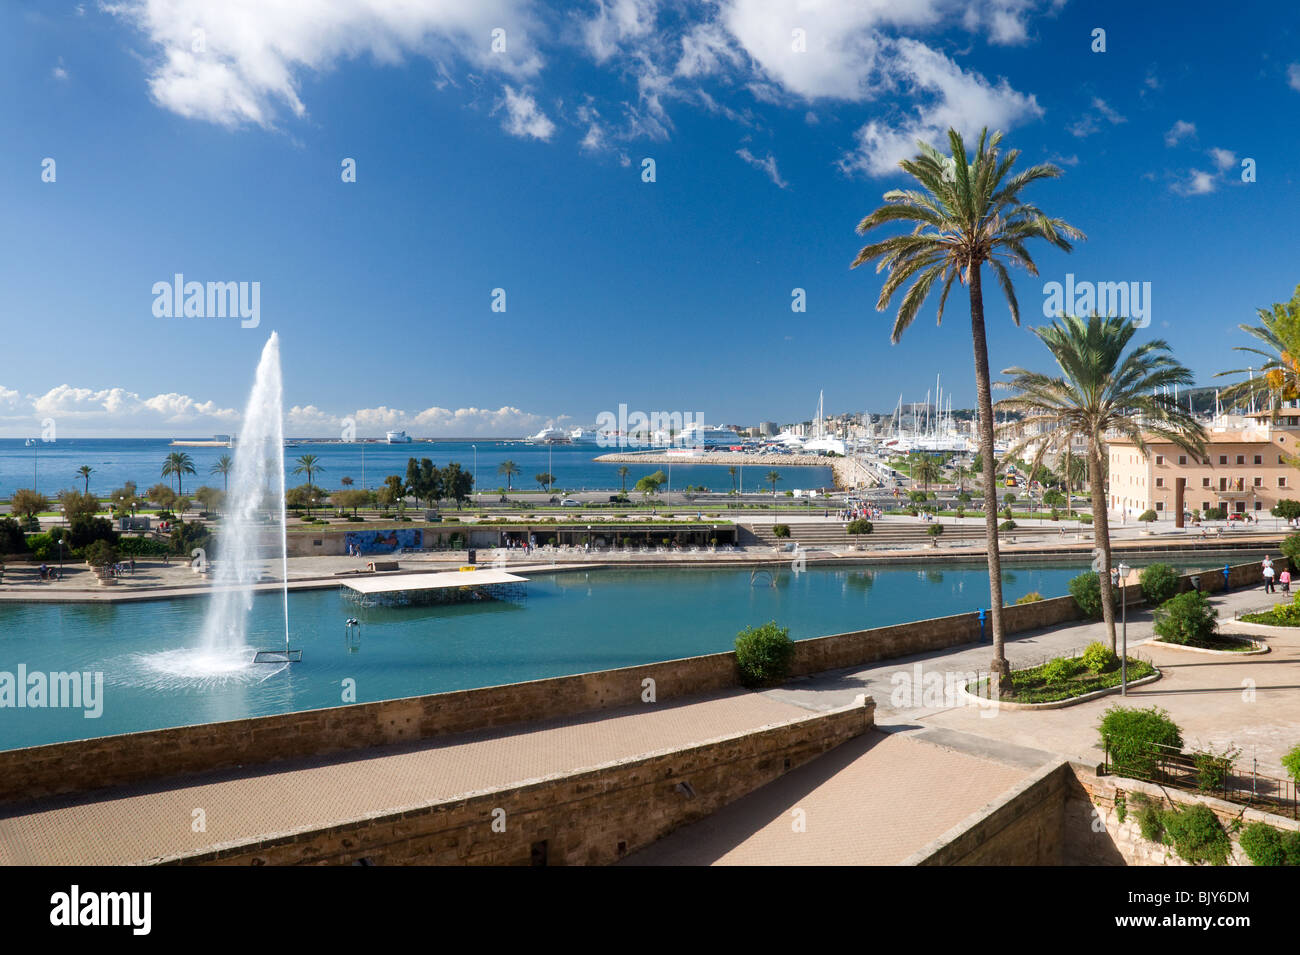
[{"x1": 1, "y1": 0, "x2": 1298, "y2": 436}]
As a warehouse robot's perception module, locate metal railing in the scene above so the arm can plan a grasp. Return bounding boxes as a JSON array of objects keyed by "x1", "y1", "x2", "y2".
[{"x1": 1101, "y1": 736, "x2": 1299, "y2": 819}]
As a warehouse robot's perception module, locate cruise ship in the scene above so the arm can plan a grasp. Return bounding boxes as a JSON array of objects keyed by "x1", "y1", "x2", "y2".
[
  {"x1": 386, "y1": 430, "x2": 412, "y2": 444},
  {"x1": 526, "y1": 426, "x2": 570, "y2": 444}
]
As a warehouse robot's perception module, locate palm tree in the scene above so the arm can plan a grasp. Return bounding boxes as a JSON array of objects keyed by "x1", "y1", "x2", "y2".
[
  {"x1": 76, "y1": 465, "x2": 94, "y2": 495},
  {"x1": 951, "y1": 461, "x2": 969, "y2": 493},
  {"x1": 998, "y1": 314, "x2": 1206, "y2": 651},
  {"x1": 617, "y1": 465, "x2": 630, "y2": 494},
  {"x1": 497, "y1": 460, "x2": 519, "y2": 491},
  {"x1": 210, "y1": 454, "x2": 233, "y2": 492},
  {"x1": 912, "y1": 454, "x2": 943, "y2": 493},
  {"x1": 852, "y1": 127, "x2": 1083, "y2": 690},
  {"x1": 727, "y1": 465, "x2": 738, "y2": 494},
  {"x1": 292, "y1": 454, "x2": 325, "y2": 516},
  {"x1": 766, "y1": 470, "x2": 782, "y2": 496},
  {"x1": 161, "y1": 452, "x2": 196, "y2": 496},
  {"x1": 1216, "y1": 283, "x2": 1300, "y2": 417}
]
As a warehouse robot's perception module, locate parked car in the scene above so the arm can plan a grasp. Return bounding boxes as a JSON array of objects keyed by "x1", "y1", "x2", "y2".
[{"x1": 561, "y1": 499, "x2": 581, "y2": 507}]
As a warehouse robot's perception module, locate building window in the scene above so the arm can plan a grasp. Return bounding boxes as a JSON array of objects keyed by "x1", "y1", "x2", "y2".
[
  {"x1": 1155, "y1": 455, "x2": 1164, "y2": 465},
  {"x1": 1201, "y1": 501, "x2": 1210, "y2": 511},
  {"x1": 1256, "y1": 501, "x2": 1263, "y2": 511},
  {"x1": 1281, "y1": 477, "x2": 1288, "y2": 488},
  {"x1": 1179, "y1": 455, "x2": 1187, "y2": 465},
  {"x1": 1204, "y1": 457, "x2": 1212, "y2": 465},
  {"x1": 1202, "y1": 477, "x2": 1211, "y2": 487},
  {"x1": 1254, "y1": 455, "x2": 1262, "y2": 464},
  {"x1": 1156, "y1": 477, "x2": 1165, "y2": 488},
  {"x1": 1219, "y1": 478, "x2": 1228, "y2": 490},
  {"x1": 1236, "y1": 455, "x2": 1245, "y2": 465},
  {"x1": 1156, "y1": 501, "x2": 1164, "y2": 511},
  {"x1": 1219, "y1": 455, "x2": 1228, "y2": 465},
  {"x1": 1255, "y1": 477, "x2": 1264, "y2": 487}
]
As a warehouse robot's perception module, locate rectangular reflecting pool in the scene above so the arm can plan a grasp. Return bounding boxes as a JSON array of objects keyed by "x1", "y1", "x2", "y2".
[{"x1": 0, "y1": 555, "x2": 1255, "y2": 750}]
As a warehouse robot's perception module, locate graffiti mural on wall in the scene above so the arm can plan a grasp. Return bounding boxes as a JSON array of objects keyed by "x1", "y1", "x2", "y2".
[{"x1": 345, "y1": 529, "x2": 423, "y2": 554}]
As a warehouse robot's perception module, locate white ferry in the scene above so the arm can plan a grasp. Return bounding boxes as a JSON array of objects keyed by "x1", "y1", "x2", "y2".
[{"x1": 386, "y1": 430, "x2": 413, "y2": 444}]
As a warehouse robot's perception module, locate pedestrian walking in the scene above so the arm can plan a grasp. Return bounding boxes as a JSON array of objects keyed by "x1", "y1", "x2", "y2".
[
  {"x1": 1264, "y1": 562, "x2": 1276, "y2": 593},
  {"x1": 1280, "y1": 568, "x2": 1292, "y2": 594}
]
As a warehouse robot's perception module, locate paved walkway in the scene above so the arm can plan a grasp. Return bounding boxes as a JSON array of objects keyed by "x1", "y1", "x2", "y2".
[
  {"x1": 0, "y1": 690, "x2": 811, "y2": 865},
  {"x1": 623, "y1": 728, "x2": 1044, "y2": 865}
]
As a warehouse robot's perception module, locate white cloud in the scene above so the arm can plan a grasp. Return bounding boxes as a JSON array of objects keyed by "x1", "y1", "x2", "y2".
[
  {"x1": 104, "y1": 0, "x2": 542, "y2": 128},
  {"x1": 675, "y1": 21, "x2": 742, "y2": 78},
  {"x1": 837, "y1": 38, "x2": 1042, "y2": 177},
  {"x1": 52, "y1": 57, "x2": 69, "y2": 81},
  {"x1": 1068, "y1": 97, "x2": 1124, "y2": 137},
  {"x1": 1164, "y1": 119, "x2": 1196, "y2": 146},
  {"x1": 1208, "y1": 147, "x2": 1236, "y2": 171},
  {"x1": 582, "y1": 0, "x2": 660, "y2": 64},
  {"x1": 1172, "y1": 169, "x2": 1215, "y2": 196},
  {"x1": 736, "y1": 147, "x2": 788, "y2": 188},
  {"x1": 497, "y1": 86, "x2": 556, "y2": 140},
  {"x1": 1289, "y1": 63, "x2": 1300, "y2": 91}
]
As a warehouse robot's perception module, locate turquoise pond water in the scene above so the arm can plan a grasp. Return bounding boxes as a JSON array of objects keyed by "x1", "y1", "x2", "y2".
[{"x1": 0, "y1": 555, "x2": 1253, "y2": 750}]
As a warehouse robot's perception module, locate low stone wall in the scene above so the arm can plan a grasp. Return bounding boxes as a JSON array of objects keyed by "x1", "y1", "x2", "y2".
[
  {"x1": 904, "y1": 761, "x2": 1071, "y2": 865},
  {"x1": 907, "y1": 758, "x2": 1300, "y2": 866},
  {"x1": 1, "y1": 558, "x2": 1277, "y2": 806},
  {"x1": 1067, "y1": 766, "x2": 1300, "y2": 866},
  {"x1": 162, "y1": 696, "x2": 874, "y2": 866}
]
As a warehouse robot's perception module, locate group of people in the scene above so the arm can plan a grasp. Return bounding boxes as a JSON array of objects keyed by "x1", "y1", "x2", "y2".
[
  {"x1": 1262, "y1": 555, "x2": 1291, "y2": 594},
  {"x1": 840, "y1": 503, "x2": 883, "y2": 522},
  {"x1": 503, "y1": 536, "x2": 535, "y2": 554}
]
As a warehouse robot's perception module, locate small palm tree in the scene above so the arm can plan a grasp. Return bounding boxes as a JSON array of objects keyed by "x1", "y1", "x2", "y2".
[
  {"x1": 210, "y1": 454, "x2": 233, "y2": 492},
  {"x1": 998, "y1": 314, "x2": 1206, "y2": 651},
  {"x1": 76, "y1": 465, "x2": 94, "y2": 495},
  {"x1": 728, "y1": 465, "x2": 738, "y2": 494},
  {"x1": 766, "y1": 470, "x2": 782, "y2": 496},
  {"x1": 497, "y1": 460, "x2": 519, "y2": 491},
  {"x1": 912, "y1": 454, "x2": 943, "y2": 493},
  {"x1": 951, "y1": 461, "x2": 969, "y2": 492},
  {"x1": 292, "y1": 454, "x2": 325, "y2": 516},
  {"x1": 851, "y1": 126, "x2": 1084, "y2": 691},
  {"x1": 617, "y1": 465, "x2": 629, "y2": 494},
  {"x1": 162, "y1": 452, "x2": 196, "y2": 496}
]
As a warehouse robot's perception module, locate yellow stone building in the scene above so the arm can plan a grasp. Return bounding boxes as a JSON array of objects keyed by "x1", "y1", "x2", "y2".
[{"x1": 1106, "y1": 412, "x2": 1300, "y2": 520}]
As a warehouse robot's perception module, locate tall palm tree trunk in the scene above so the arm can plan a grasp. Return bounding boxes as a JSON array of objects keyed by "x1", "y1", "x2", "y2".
[
  {"x1": 1089, "y1": 446, "x2": 1119, "y2": 650},
  {"x1": 969, "y1": 266, "x2": 1009, "y2": 690},
  {"x1": 1063, "y1": 447, "x2": 1072, "y2": 518}
]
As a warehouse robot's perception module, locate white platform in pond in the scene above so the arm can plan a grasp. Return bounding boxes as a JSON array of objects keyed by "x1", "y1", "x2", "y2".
[{"x1": 342, "y1": 569, "x2": 529, "y2": 595}]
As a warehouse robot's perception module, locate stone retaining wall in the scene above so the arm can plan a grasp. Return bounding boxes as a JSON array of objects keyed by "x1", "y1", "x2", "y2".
[{"x1": 161, "y1": 696, "x2": 874, "y2": 866}]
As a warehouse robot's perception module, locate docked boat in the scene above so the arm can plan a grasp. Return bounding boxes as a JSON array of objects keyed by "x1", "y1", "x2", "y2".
[{"x1": 386, "y1": 430, "x2": 413, "y2": 444}]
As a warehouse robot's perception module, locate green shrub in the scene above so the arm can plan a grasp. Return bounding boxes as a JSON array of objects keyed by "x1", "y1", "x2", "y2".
[
  {"x1": 0, "y1": 517, "x2": 27, "y2": 554},
  {"x1": 1139, "y1": 563, "x2": 1180, "y2": 606},
  {"x1": 1135, "y1": 797, "x2": 1165, "y2": 842},
  {"x1": 999, "y1": 519, "x2": 1017, "y2": 531},
  {"x1": 846, "y1": 519, "x2": 873, "y2": 535},
  {"x1": 67, "y1": 516, "x2": 119, "y2": 550},
  {"x1": 1138, "y1": 509, "x2": 1158, "y2": 522},
  {"x1": 1240, "y1": 822, "x2": 1289, "y2": 866},
  {"x1": 927, "y1": 523, "x2": 943, "y2": 537},
  {"x1": 1041, "y1": 657, "x2": 1082, "y2": 685},
  {"x1": 1078, "y1": 512, "x2": 1093, "y2": 524},
  {"x1": 116, "y1": 536, "x2": 170, "y2": 558},
  {"x1": 83, "y1": 539, "x2": 119, "y2": 567},
  {"x1": 734, "y1": 621, "x2": 796, "y2": 688},
  {"x1": 1050, "y1": 507, "x2": 1060, "y2": 521},
  {"x1": 1191, "y1": 746, "x2": 1239, "y2": 792},
  {"x1": 1015, "y1": 591, "x2": 1043, "y2": 604},
  {"x1": 1069, "y1": 571, "x2": 1105, "y2": 618},
  {"x1": 772, "y1": 524, "x2": 791, "y2": 539},
  {"x1": 1081, "y1": 641, "x2": 1118, "y2": 673},
  {"x1": 1282, "y1": 744, "x2": 1300, "y2": 783},
  {"x1": 1099, "y1": 705, "x2": 1183, "y2": 779},
  {"x1": 1153, "y1": 590, "x2": 1218, "y2": 646},
  {"x1": 1162, "y1": 803, "x2": 1231, "y2": 866}
]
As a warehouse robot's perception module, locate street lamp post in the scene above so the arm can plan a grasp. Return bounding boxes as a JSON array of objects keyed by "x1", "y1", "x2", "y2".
[
  {"x1": 1118, "y1": 561, "x2": 1130, "y2": 695},
  {"x1": 472, "y1": 444, "x2": 477, "y2": 506}
]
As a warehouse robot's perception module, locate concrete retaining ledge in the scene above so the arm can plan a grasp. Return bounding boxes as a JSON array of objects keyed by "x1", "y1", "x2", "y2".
[
  {"x1": 957, "y1": 670, "x2": 1163, "y2": 711},
  {"x1": 155, "y1": 695, "x2": 875, "y2": 867}
]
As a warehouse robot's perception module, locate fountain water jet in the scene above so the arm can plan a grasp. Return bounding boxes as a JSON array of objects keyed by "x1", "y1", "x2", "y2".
[{"x1": 150, "y1": 332, "x2": 294, "y2": 680}]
